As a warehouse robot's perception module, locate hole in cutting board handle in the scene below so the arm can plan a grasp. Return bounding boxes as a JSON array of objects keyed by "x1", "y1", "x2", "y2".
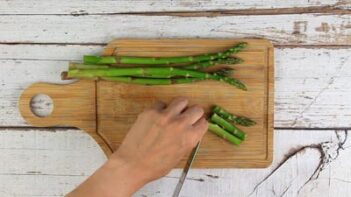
[{"x1": 30, "y1": 94, "x2": 54, "y2": 118}]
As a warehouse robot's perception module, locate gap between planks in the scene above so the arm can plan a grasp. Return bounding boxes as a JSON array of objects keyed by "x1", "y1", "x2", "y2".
[{"x1": 0, "y1": 6, "x2": 350, "y2": 16}]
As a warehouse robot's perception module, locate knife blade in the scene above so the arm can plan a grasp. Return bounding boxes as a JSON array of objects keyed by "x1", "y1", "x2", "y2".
[{"x1": 172, "y1": 142, "x2": 201, "y2": 197}]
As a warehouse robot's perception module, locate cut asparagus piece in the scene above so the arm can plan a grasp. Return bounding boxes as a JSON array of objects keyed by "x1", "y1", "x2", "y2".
[
  {"x1": 213, "y1": 105, "x2": 256, "y2": 126},
  {"x1": 66, "y1": 67, "x2": 246, "y2": 90},
  {"x1": 208, "y1": 122, "x2": 242, "y2": 145},
  {"x1": 83, "y1": 42, "x2": 247, "y2": 65},
  {"x1": 210, "y1": 113, "x2": 246, "y2": 140},
  {"x1": 101, "y1": 77, "x2": 203, "y2": 85},
  {"x1": 183, "y1": 57, "x2": 243, "y2": 70}
]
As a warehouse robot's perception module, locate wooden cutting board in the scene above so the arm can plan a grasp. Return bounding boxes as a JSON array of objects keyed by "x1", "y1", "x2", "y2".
[{"x1": 19, "y1": 39, "x2": 274, "y2": 168}]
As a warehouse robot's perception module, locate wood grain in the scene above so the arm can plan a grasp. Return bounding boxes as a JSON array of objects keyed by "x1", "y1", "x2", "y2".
[
  {"x1": 0, "y1": 0, "x2": 348, "y2": 14},
  {"x1": 100, "y1": 39, "x2": 274, "y2": 168},
  {"x1": 0, "y1": 128, "x2": 348, "y2": 196},
  {"x1": 0, "y1": 0, "x2": 350, "y2": 196},
  {"x1": 0, "y1": 128, "x2": 106, "y2": 196},
  {"x1": 1, "y1": 46, "x2": 349, "y2": 128},
  {"x1": 137, "y1": 129, "x2": 350, "y2": 197},
  {"x1": 0, "y1": 14, "x2": 349, "y2": 45},
  {"x1": 18, "y1": 39, "x2": 274, "y2": 168},
  {"x1": 18, "y1": 81, "x2": 112, "y2": 155}
]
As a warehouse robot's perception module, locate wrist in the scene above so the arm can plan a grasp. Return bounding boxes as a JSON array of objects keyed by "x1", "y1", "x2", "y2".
[
  {"x1": 66, "y1": 156, "x2": 147, "y2": 197},
  {"x1": 104, "y1": 156, "x2": 149, "y2": 194}
]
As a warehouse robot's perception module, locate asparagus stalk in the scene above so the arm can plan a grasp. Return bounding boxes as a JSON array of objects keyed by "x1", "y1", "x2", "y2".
[
  {"x1": 67, "y1": 67, "x2": 246, "y2": 90},
  {"x1": 130, "y1": 68, "x2": 233, "y2": 78},
  {"x1": 68, "y1": 62, "x2": 235, "y2": 78},
  {"x1": 72, "y1": 57, "x2": 241, "y2": 71},
  {"x1": 183, "y1": 57, "x2": 243, "y2": 70},
  {"x1": 208, "y1": 122, "x2": 242, "y2": 145},
  {"x1": 210, "y1": 113, "x2": 247, "y2": 140},
  {"x1": 83, "y1": 42, "x2": 247, "y2": 65},
  {"x1": 101, "y1": 77, "x2": 203, "y2": 85},
  {"x1": 69, "y1": 63, "x2": 110, "y2": 70},
  {"x1": 67, "y1": 67, "x2": 207, "y2": 78},
  {"x1": 213, "y1": 105, "x2": 256, "y2": 126}
]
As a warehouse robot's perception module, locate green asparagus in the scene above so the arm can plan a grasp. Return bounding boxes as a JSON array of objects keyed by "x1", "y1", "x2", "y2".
[
  {"x1": 66, "y1": 67, "x2": 246, "y2": 90},
  {"x1": 83, "y1": 43, "x2": 247, "y2": 65},
  {"x1": 210, "y1": 113, "x2": 247, "y2": 140},
  {"x1": 213, "y1": 105, "x2": 256, "y2": 126},
  {"x1": 183, "y1": 58, "x2": 243, "y2": 70},
  {"x1": 69, "y1": 63, "x2": 110, "y2": 70},
  {"x1": 67, "y1": 67, "x2": 207, "y2": 78},
  {"x1": 208, "y1": 122, "x2": 242, "y2": 145},
  {"x1": 101, "y1": 77, "x2": 203, "y2": 85}
]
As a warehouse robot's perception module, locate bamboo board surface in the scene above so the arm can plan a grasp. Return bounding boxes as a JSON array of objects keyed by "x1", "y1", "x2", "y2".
[{"x1": 19, "y1": 39, "x2": 274, "y2": 168}]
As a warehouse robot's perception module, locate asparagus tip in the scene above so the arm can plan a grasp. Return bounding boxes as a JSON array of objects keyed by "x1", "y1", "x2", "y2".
[
  {"x1": 241, "y1": 85, "x2": 248, "y2": 91},
  {"x1": 235, "y1": 57, "x2": 244, "y2": 63}
]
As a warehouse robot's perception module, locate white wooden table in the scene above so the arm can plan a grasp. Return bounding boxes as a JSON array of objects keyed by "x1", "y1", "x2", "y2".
[{"x1": 0, "y1": 1, "x2": 350, "y2": 196}]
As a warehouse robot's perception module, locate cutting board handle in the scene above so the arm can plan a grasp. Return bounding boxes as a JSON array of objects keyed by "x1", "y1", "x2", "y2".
[
  {"x1": 19, "y1": 81, "x2": 95, "y2": 128},
  {"x1": 19, "y1": 80, "x2": 113, "y2": 156}
]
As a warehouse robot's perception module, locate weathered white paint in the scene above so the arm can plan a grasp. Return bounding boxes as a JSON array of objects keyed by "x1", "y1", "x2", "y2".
[
  {"x1": 0, "y1": 44, "x2": 103, "y2": 61},
  {"x1": 136, "y1": 130, "x2": 350, "y2": 197},
  {"x1": 0, "y1": 0, "x2": 348, "y2": 14},
  {"x1": 0, "y1": 60, "x2": 70, "y2": 127},
  {"x1": 0, "y1": 129, "x2": 348, "y2": 196},
  {"x1": 275, "y1": 48, "x2": 351, "y2": 128},
  {"x1": 0, "y1": 2, "x2": 350, "y2": 196},
  {"x1": 0, "y1": 46, "x2": 350, "y2": 128},
  {"x1": 0, "y1": 14, "x2": 350, "y2": 45},
  {"x1": 0, "y1": 128, "x2": 106, "y2": 197}
]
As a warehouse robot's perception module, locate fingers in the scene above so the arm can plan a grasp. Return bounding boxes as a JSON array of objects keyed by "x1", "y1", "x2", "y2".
[
  {"x1": 180, "y1": 105, "x2": 204, "y2": 124},
  {"x1": 192, "y1": 117, "x2": 208, "y2": 136},
  {"x1": 164, "y1": 97, "x2": 188, "y2": 116},
  {"x1": 152, "y1": 100, "x2": 166, "y2": 111},
  {"x1": 186, "y1": 117, "x2": 208, "y2": 147}
]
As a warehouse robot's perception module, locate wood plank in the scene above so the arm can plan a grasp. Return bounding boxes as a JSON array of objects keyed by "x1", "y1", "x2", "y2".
[
  {"x1": 0, "y1": 45, "x2": 350, "y2": 128},
  {"x1": 275, "y1": 47, "x2": 351, "y2": 128},
  {"x1": 0, "y1": 0, "x2": 349, "y2": 14},
  {"x1": 0, "y1": 174, "x2": 84, "y2": 197},
  {"x1": 0, "y1": 128, "x2": 349, "y2": 196},
  {"x1": 0, "y1": 44, "x2": 103, "y2": 61},
  {"x1": 0, "y1": 128, "x2": 106, "y2": 196},
  {"x1": 0, "y1": 14, "x2": 350, "y2": 45},
  {"x1": 0, "y1": 128, "x2": 106, "y2": 175}
]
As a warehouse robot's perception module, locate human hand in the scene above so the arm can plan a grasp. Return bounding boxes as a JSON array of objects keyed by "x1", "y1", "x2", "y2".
[
  {"x1": 113, "y1": 97, "x2": 208, "y2": 182},
  {"x1": 67, "y1": 97, "x2": 208, "y2": 197}
]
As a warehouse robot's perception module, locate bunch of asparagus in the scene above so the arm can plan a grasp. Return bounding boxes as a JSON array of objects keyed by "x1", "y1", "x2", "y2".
[
  {"x1": 61, "y1": 42, "x2": 248, "y2": 90},
  {"x1": 208, "y1": 106, "x2": 256, "y2": 145}
]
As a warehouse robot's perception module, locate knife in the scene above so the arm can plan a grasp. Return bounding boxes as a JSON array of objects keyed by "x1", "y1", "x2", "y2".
[{"x1": 172, "y1": 142, "x2": 201, "y2": 197}]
